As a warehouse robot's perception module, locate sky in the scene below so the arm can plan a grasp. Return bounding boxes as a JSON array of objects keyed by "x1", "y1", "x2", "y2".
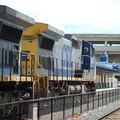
[{"x1": 1, "y1": 0, "x2": 120, "y2": 34}]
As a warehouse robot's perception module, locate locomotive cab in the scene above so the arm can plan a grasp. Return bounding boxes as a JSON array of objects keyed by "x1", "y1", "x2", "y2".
[
  {"x1": 0, "y1": 5, "x2": 34, "y2": 79},
  {"x1": 0, "y1": 5, "x2": 35, "y2": 119}
]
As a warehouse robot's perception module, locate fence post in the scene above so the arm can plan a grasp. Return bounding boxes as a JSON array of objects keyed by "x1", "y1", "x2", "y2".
[
  {"x1": 112, "y1": 90, "x2": 114, "y2": 102},
  {"x1": 98, "y1": 92, "x2": 99, "y2": 107},
  {"x1": 37, "y1": 101, "x2": 40, "y2": 120},
  {"x1": 63, "y1": 97, "x2": 65, "y2": 119},
  {"x1": 118, "y1": 89, "x2": 120, "y2": 99},
  {"x1": 106, "y1": 91, "x2": 107, "y2": 104},
  {"x1": 19, "y1": 102, "x2": 22, "y2": 120},
  {"x1": 118, "y1": 89, "x2": 119, "y2": 100},
  {"x1": 1, "y1": 49, "x2": 4, "y2": 81},
  {"x1": 93, "y1": 93, "x2": 94, "y2": 110},
  {"x1": 102, "y1": 91, "x2": 103, "y2": 106},
  {"x1": 87, "y1": 93, "x2": 89, "y2": 111},
  {"x1": 80, "y1": 94, "x2": 82, "y2": 113},
  {"x1": 51, "y1": 99, "x2": 53, "y2": 120},
  {"x1": 72, "y1": 96, "x2": 74, "y2": 117}
]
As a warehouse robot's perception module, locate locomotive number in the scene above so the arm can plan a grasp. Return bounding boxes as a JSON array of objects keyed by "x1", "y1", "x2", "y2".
[{"x1": 22, "y1": 35, "x2": 35, "y2": 40}]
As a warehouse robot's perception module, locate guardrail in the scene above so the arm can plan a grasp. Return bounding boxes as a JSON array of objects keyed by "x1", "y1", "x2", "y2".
[{"x1": 0, "y1": 88, "x2": 120, "y2": 120}]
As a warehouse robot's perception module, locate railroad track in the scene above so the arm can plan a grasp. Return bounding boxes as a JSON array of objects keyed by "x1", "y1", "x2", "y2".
[{"x1": 99, "y1": 108, "x2": 120, "y2": 120}]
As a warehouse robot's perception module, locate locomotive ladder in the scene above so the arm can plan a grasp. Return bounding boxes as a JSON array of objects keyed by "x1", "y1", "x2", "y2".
[
  {"x1": 34, "y1": 55, "x2": 47, "y2": 76},
  {"x1": 33, "y1": 55, "x2": 49, "y2": 96}
]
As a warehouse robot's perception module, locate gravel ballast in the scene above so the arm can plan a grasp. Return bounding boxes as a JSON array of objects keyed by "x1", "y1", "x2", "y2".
[{"x1": 68, "y1": 100, "x2": 120, "y2": 120}]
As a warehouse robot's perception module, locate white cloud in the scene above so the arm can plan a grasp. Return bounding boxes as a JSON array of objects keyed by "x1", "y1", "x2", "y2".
[{"x1": 1, "y1": 0, "x2": 120, "y2": 33}]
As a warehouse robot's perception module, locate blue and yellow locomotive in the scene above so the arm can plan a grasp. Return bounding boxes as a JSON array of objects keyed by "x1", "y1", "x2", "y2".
[
  {"x1": 0, "y1": 6, "x2": 96, "y2": 102},
  {"x1": 21, "y1": 22, "x2": 96, "y2": 97},
  {"x1": 0, "y1": 5, "x2": 96, "y2": 119}
]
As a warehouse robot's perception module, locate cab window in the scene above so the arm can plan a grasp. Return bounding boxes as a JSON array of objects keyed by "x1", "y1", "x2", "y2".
[{"x1": 84, "y1": 47, "x2": 88, "y2": 54}]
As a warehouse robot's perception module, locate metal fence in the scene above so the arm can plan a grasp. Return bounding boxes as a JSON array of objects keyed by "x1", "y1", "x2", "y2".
[{"x1": 0, "y1": 88, "x2": 120, "y2": 120}]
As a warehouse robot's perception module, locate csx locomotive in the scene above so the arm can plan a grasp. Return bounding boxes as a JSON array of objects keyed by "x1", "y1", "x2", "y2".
[
  {"x1": 0, "y1": 5, "x2": 96, "y2": 104},
  {"x1": 0, "y1": 5, "x2": 96, "y2": 119},
  {"x1": 21, "y1": 22, "x2": 96, "y2": 98}
]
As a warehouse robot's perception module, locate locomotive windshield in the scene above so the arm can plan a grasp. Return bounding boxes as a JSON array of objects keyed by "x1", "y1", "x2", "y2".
[{"x1": 84, "y1": 46, "x2": 89, "y2": 54}]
